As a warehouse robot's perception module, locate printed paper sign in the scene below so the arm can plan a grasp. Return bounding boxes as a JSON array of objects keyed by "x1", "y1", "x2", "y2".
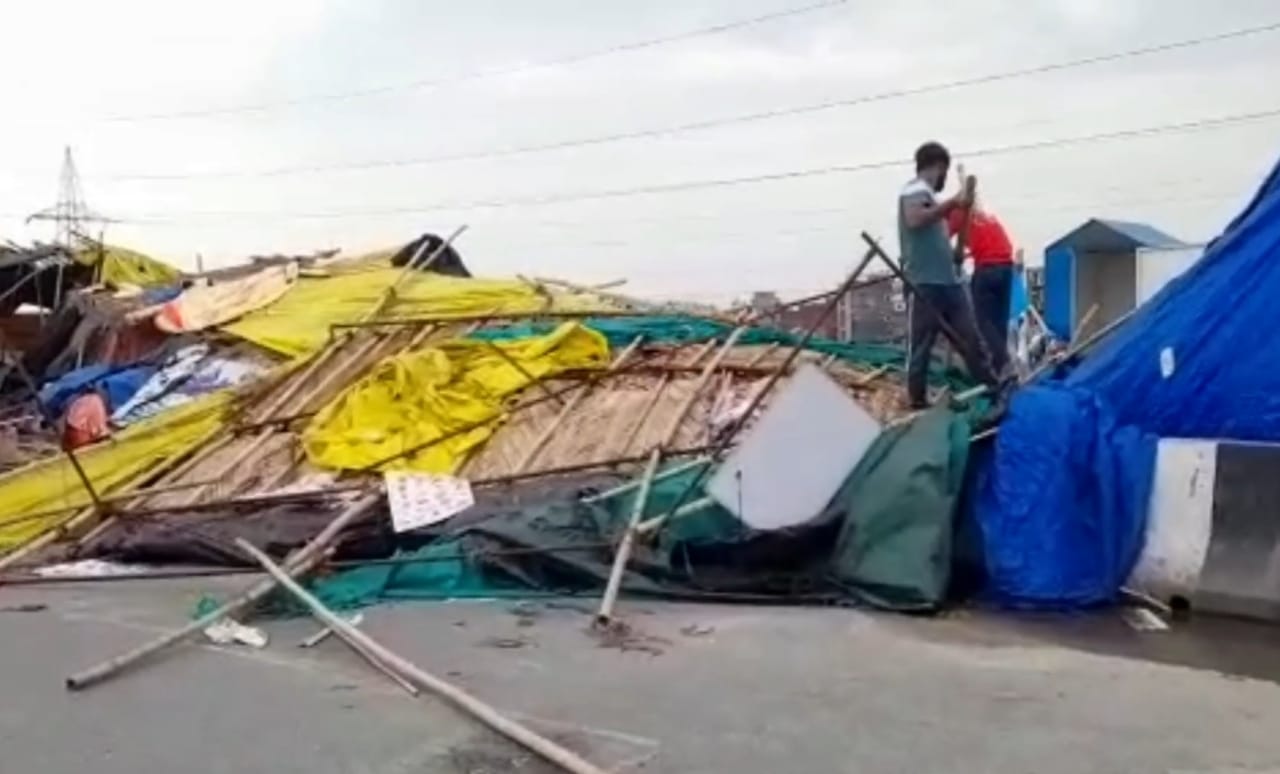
[{"x1": 384, "y1": 471, "x2": 475, "y2": 533}]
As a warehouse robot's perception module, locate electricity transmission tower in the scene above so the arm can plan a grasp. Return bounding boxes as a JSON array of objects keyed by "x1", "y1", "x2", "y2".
[
  {"x1": 24, "y1": 148, "x2": 117, "y2": 310},
  {"x1": 26, "y1": 147, "x2": 113, "y2": 251}
]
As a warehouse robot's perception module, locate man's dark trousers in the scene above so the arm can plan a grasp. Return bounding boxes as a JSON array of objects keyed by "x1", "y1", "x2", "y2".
[
  {"x1": 906, "y1": 283, "x2": 996, "y2": 407},
  {"x1": 970, "y1": 263, "x2": 1013, "y2": 375}
]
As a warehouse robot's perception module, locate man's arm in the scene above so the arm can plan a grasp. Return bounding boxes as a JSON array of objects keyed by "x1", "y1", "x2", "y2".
[{"x1": 902, "y1": 191, "x2": 963, "y2": 229}]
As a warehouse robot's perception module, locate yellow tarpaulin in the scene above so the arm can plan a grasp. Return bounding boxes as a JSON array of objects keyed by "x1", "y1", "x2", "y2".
[
  {"x1": 222, "y1": 266, "x2": 612, "y2": 358},
  {"x1": 76, "y1": 244, "x2": 182, "y2": 288},
  {"x1": 0, "y1": 390, "x2": 231, "y2": 551},
  {"x1": 303, "y1": 323, "x2": 610, "y2": 473}
]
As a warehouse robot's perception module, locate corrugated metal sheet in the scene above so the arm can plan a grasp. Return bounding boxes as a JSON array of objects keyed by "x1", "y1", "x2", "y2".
[{"x1": 1095, "y1": 219, "x2": 1187, "y2": 250}]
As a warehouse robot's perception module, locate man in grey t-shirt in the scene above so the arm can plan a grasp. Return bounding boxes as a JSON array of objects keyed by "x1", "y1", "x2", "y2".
[{"x1": 897, "y1": 141, "x2": 997, "y2": 409}]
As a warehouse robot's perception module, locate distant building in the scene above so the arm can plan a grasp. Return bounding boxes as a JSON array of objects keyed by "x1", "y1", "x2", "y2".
[{"x1": 748, "y1": 275, "x2": 908, "y2": 345}]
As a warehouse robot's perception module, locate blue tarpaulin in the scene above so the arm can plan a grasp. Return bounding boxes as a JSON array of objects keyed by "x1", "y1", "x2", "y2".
[
  {"x1": 38, "y1": 364, "x2": 157, "y2": 417},
  {"x1": 977, "y1": 155, "x2": 1280, "y2": 607}
]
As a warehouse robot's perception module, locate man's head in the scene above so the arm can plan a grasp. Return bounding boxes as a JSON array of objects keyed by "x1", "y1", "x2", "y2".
[{"x1": 914, "y1": 141, "x2": 951, "y2": 192}]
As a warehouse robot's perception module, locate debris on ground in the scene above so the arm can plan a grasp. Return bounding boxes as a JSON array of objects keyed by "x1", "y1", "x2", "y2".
[{"x1": 5, "y1": 154, "x2": 1280, "y2": 773}]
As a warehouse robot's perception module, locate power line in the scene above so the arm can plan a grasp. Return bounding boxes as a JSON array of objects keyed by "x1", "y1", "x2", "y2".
[
  {"x1": 96, "y1": 0, "x2": 846, "y2": 124},
  {"x1": 112, "y1": 106, "x2": 1280, "y2": 223},
  {"x1": 90, "y1": 20, "x2": 1280, "y2": 181},
  {"x1": 449, "y1": 191, "x2": 1244, "y2": 254}
]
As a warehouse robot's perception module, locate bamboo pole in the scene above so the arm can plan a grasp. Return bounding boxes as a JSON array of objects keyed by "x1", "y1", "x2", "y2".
[
  {"x1": 952, "y1": 174, "x2": 978, "y2": 266},
  {"x1": 347, "y1": 645, "x2": 421, "y2": 697},
  {"x1": 68, "y1": 414, "x2": 236, "y2": 555},
  {"x1": 291, "y1": 332, "x2": 390, "y2": 414},
  {"x1": 855, "y1": 364, "x2": 891, "y2": 386},
  {"x1": 328, "y1": 309, "x2": 644, "y2": 333},
  {"x1": 373, "y1": 226, "x2": 468, "y2": 320},
  {"x1": 65, "y1": 492, "x2": 381, "y2": 691},
  {"x1": 514, "y1": 336, "x2": 645, "y2": 474},
  {"x1": 1071, "y1": 303, "x2": 1101, "y2": 342},
  {"x1": 658, "y1": 328, "x2": 746, "y2": 449},
  {"x1": 234, "y1": 324, "x2": 440, "y2": 435},
  {"x1": 356, "y1": 360, "x2": 639, "y2": 473},
  {"x1": 233, "y1": 539, "x2": 608, "y2": 774},
  {"x1": 176, "y1": 332, "x2": 388, "y2": 507},
  {"x1": 0, "y1": 506, "x2": 93, "y2": 571},
  {"x1": 247, "y1": 344, "x2": 342, "y2": 426},
  {"x1": 0, "y1": 335, "x2": 101, "y2": 508},
  {"x1": 744, "y1": 342, "x2": 779, "y2": 368},
  {"x1": 620, "y1": 341, "x2": 714, "y2": 455},
  {"x1": 635, "y1": 495, "x2": 717, "y2": 536},
  {"x1": 243, "y1": 227, "x2": 462, "y2": 428},
  {"x1": 581, "y1": 456, "x2": 709, "y2": 504},
  {"x1": 283, "y1": 605, "x2": 418, "y2": 696},
  {"x1": 595, "y1": 449, "x2": 661, "y2": 626},
  {"x1": 482, "y1": 340, "x2": 565, "y2": 407},
  {"x1": 1023, "y1": 305, "x2": 1137, "y2": 384},
  {"x1": 861, "y1": 234, "x2": 978, "y2": 364},
  {"x1": 76, "y1": 383, "x2": 278, "y2": 552},
  {"x1": 117, "y1": 484, "x2": 368, "y2": 521},
  {"x1": 0, "y1": 474, "x2": 235, "y2": 532}
]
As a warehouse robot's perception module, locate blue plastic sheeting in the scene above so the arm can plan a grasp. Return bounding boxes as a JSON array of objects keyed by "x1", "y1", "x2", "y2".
[
  {"x1": 1008, "y1": 267, "x2": 1029, "y2": 326},
  {"x1": 977, "y1": 154, "x2": 1280, "y2": 608},
  {"x1": 976, "y1": 385, "x2": 1154, "y2": 607},
  {"x1": 1067, "y1": 159, "x2": 1280, "y2": 440},
  {"x1": 38, "y1": 363, "x2": 157, "y2": 416},
  {"x1": 140, "y1": 284, "x2": 182, "y2": 305}
]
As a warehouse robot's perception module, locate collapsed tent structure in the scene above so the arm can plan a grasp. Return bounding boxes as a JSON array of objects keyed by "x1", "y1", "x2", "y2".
[
  {"x1": 12, "y1": 153, "x2": 1277, "y2": 628},
  {"x1": 0, "y1": 229, "x2": 990, "y2": 618}
]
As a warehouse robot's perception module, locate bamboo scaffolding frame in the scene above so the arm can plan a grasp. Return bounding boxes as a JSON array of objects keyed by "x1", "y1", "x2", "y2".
[
  {"x1": 175, "y1": 331, "x2": 387, "y2": 507},
  {"x1": 658, "y1": 328, "x2": 746, "y2": 449},
  {"x1": 513, "y1": 336, "x2": 645, "y2": 475},
  {"x1": 620, "y1": 341, "x2": 714, "y2": 455}
]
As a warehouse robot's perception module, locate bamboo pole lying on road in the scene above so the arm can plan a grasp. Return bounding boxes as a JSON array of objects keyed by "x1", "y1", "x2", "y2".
[
  {"x1": 65, "y1": 492, "x2": 382, "y2": 691},
  {"x1": 233, "y1": 538, "x2": 609, "y2": 774}
]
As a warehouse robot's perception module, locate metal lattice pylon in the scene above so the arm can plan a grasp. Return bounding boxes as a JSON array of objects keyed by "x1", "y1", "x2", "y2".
[{"x1": 26, "y1": 147, "x2": 111, "y2": 250}]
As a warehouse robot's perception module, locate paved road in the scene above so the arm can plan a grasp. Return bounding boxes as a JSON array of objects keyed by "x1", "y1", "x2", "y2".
[{"x1": 3, "y1": 578, "x2": 1280, "y2": 773}]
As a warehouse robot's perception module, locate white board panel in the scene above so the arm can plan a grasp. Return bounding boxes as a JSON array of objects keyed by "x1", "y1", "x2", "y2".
[
  {"x1": 1135, "y1": 245, "x2": 1203, "y2": 305},
  {"x1": 707, "y1": 363, "x2": 881, "y2": 531},
  {"x1": 1126, "y1": 437, "x2": 1217, "y2": 602}
]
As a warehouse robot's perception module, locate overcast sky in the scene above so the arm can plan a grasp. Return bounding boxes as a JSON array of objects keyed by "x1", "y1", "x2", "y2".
[{"x1": 1, "y1": 0, "x2": 1277, "y2": 303}]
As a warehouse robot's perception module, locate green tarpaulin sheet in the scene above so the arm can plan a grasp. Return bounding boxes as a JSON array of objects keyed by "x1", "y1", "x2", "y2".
[
  {"x1": 283, "y1": 407, "x2": 975, "y2": 614},
  {"x1": 470, "y1": 315, "x2": 967, "y2": 386},
  {"x1": 828, "y1": 406, "x2": 975, "y2": 610}
]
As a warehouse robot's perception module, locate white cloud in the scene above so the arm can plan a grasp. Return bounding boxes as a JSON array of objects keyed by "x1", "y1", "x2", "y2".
[{"x1": 0, "y1": 0, "x2": 1275, "y2": 302}]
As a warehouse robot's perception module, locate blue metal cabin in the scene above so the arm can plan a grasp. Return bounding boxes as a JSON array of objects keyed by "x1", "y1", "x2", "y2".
[{"x1": 1043, "y1": 218, "x2": 1186, "y2": 340}]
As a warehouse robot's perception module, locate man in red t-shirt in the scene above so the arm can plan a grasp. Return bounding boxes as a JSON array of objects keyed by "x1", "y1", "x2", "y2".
[{"x1": 947, "y1": 203, "x2": 1015, "y2": 374}]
